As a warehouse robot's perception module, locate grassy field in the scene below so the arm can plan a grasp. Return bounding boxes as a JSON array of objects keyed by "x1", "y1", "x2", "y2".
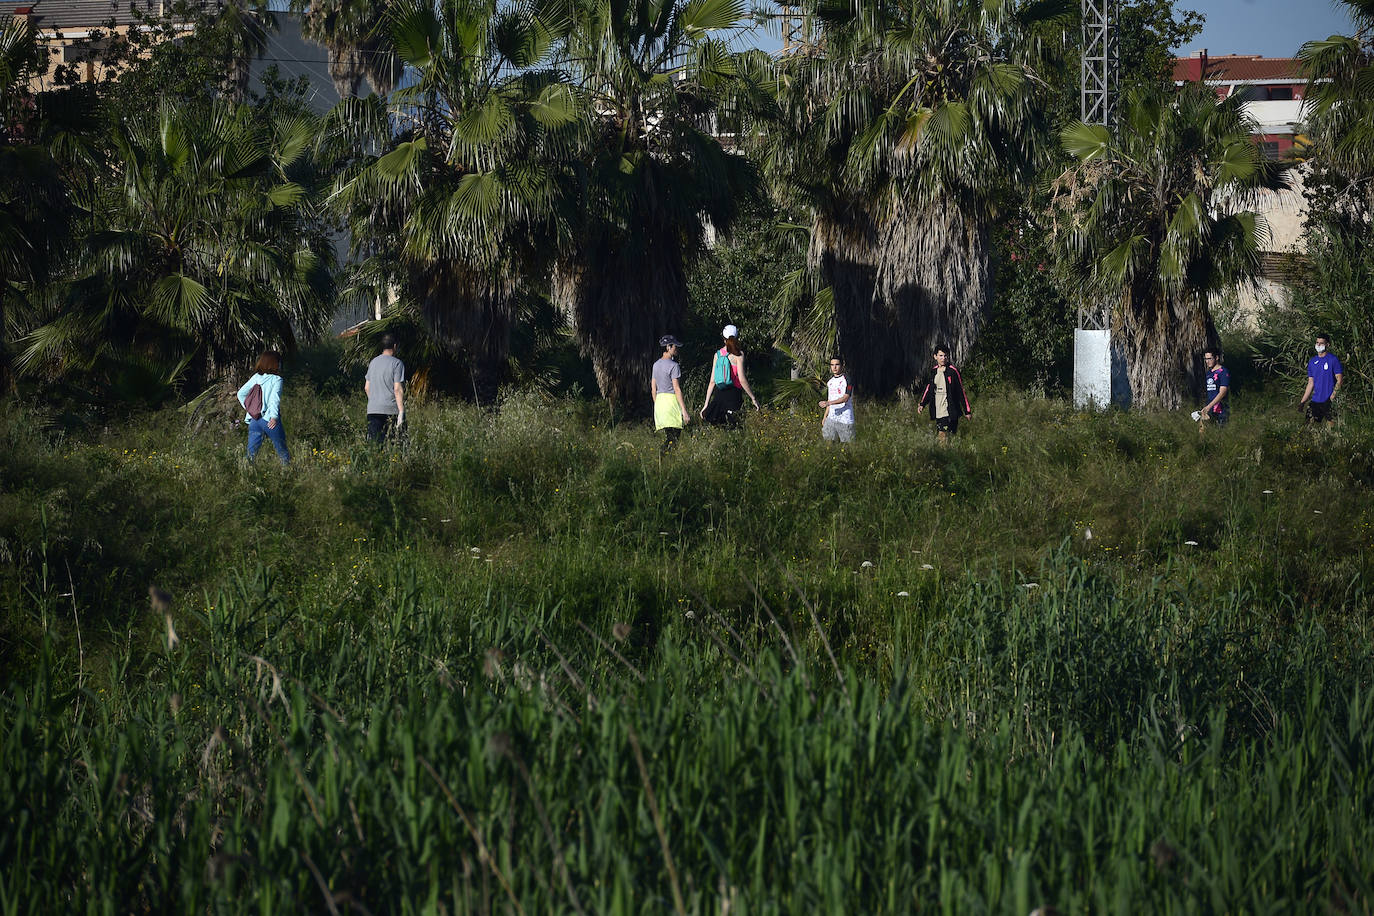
[{"x1": 3, "y1": 381, "x2": 1373, "y2": 912}]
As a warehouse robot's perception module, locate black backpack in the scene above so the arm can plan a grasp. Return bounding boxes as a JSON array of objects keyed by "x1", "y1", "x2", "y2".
[{"x1": 243, "y1": 383, "x2": 264, "y2": 420}]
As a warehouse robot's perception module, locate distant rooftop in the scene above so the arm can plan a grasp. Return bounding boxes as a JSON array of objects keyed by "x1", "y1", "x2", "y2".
[
  {"x1": 1173, "y1": 52, "x2": 1304, "y2": 84},
  {"x1": 0, "y1": 0, "x2": 210, "y2": 31}
]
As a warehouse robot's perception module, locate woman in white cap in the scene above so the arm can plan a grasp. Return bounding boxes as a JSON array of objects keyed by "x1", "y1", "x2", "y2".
[
  {"x1": 652, "y1": 334, "x2": 690, "y2": 453},
  {"x1": 700, "y1": 324, "x2": 760, "y2": 428}
]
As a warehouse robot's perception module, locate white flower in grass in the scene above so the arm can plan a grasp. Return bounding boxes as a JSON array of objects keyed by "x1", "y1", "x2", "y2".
[
  {"x1": 920, "y1": 564, "x2": 935, "y2": 570},
  {"x1": 469, "y1": 546, "x2": 481, "y2": 553},
  {"x1": 1262, "y1": 490, "x2": 1273, "y2": 495},
  {"x1": 1084, "y1": 528, "x2": 1093, "y2": 541},
  {"x1": 896, "y1": 591, "x2": 910, "y2": 597},
  {"x1": 1020, "y1": 583, "x2": 1039, "y2": 590},
  {"x1": 861, "y1": 561, "x2": 874, "y2": 569},
  {"x1": 1184, "y1": 540, "x2": 1199, "y2": 546}
]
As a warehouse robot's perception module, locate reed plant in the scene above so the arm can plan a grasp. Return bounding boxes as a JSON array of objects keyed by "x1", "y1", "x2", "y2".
[{"x1": 3, "y1": 384, "x2": 1373, "y2": 910}]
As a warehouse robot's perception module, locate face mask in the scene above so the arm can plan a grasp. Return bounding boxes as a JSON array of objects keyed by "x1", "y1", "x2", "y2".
[{"x1": 1316, "y1": 344, "x2": 1326, "y2": 354}]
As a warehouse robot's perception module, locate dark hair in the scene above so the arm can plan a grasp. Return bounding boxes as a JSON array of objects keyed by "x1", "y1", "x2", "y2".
[
  {"x1": 1204, "y1": 348, "x2": 1223, "y2": 362},
  {"x1": 829, "y1": 356, "x2": 844, "y2": 364},
  {"x1": 380, "y1": 333, "x2": 397, "y2": 351},
  {"x1": 933, "y1": 344, "x2": 950, "y2": 356},
  {"x1": 1316, "y1": 332, "x2": 1330, "y2": 342},
  {"x1": 254, "y1": 350, "x2": 282, "y2": 374}
]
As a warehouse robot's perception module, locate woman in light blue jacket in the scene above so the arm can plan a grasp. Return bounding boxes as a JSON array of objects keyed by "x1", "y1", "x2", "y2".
[{"x1": 237, "y1": 351, "x2": 290, "y2": 464}]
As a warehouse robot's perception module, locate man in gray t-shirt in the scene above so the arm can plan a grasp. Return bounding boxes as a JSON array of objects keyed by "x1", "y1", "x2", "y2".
[{"x1": 364, "y1": 334, "x2": 406, "y2": 443}]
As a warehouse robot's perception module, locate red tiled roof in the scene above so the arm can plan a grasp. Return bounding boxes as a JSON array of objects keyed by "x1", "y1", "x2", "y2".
[{"x1": 1173, "y1": 55, "x2": 1304, "y2": 83}]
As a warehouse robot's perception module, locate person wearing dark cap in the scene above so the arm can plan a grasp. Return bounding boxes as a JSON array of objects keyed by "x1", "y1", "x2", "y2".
[{"x1": 652, "y1": 335, "x2": 691, "y2": 453}]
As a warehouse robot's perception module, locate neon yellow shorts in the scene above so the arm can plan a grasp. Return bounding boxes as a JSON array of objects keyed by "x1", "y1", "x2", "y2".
[{"x1": 654, "y1": 391, "x2": 684, "y2": 430}]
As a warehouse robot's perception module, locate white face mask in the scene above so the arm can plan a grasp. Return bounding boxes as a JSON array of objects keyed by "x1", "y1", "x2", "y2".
[{"x1": 1316, "y1": 343, "x2": 1327, "y2": 354}]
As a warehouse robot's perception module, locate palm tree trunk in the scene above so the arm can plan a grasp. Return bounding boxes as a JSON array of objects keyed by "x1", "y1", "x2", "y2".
[
  {"x1": 468, "y1": 353, "x2": 505, "y2": 408},
  {"x1": 1117, "y1": 284, "x2": 1215, "y2": 410},
  {"x1": 0, "y1": 301, "x2": 10, "y2": 393},
  {"x1": 554, "y1": 235, "x2": 689, "y2": 420},
  {"x1": 412, "y1": 265, "x2": 513, "y2": 409},
  {"x1": 875, "y1": 195, "x2": 992, "y2": 393},
  {"x1": 816, "y1": 196, "x2": 993, "y2": 399},
  {"x1": 811, "y1": 211, "x2": 905, "y2": 398}
]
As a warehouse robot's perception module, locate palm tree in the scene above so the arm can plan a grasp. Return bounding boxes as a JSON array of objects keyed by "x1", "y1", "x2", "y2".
[
  {"x1": 323, "y1": 0, "x2": 580, "y2": 405},
  {"x1": 1299, "y1": 0, "x2": 1374, "y2": 218},
  {"x1": 764, "y1": 0, "x2": 1068, "y2": 398},
  {"x1": 217, "y1": 0, "x2": 279, "y2": 102},
  {"x1": 553, "y1": 0, "x2": 770, "y2": 412},
  {"x1": 1053, "y1": 84, "x2": 1283, "y2": 409},
  {"x1": 291, "y1": 0, "x2": 403, "y2": 97},
  {"x1": 18, "y1": 100, "x2": 334, "y2": 395},
  {"x1": 1, "y1": 15, "x2": 69, "y2": 393}
]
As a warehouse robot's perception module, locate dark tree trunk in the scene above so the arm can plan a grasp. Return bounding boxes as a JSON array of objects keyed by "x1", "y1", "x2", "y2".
[
  {"x1": 814, "y1": 196, "x2": 992, "y2": 399},
  {"x1": 411, "y1": 264, "x2": 513, "y2": 409},
  {"x1": 876, "y1": 195, "x2": 992, "y2": 393},
  {"x1": 467, "y1": 353, "x2": 505, "y2": 409},
  {"x1": 1118, "y1": 282, "x2": 1216, "y2": 410},
  {"x1": 0, "y1": 301, "x2": 10, "y2": 394},
  {"x1": 812, "y1": 210, "x2": 906, "y2": 399},
  {"x1": 554, "y1": 229, "x2": 690, "y2": 421}
]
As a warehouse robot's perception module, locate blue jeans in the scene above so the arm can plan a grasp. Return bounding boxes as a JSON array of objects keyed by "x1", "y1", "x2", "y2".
[{"x1": 247, "y1": 418, "x2": 290, "y2": 464}]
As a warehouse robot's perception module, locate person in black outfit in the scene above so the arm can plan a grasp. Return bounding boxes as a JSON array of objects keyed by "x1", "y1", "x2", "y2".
[{"x1": 916, "y1": 344, "x2": 971, "y2": 444}]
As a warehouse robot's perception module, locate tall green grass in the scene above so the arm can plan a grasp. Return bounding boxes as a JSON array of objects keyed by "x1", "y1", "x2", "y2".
[
  {"x1": 3, "y1": 565, "x2": 1371, "y2": 912},
  {"x1": 3, "y1": 388, "x2": 1373, "y2": 910}
]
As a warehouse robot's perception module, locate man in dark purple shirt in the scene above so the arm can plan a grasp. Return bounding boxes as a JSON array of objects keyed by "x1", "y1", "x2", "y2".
[
  {"x1": 1197, "y1": 348, "x2": 1230, "y2": 429},
  {"x1": 1299, "y1": 333, "x2": 1344, "y2": 424}
]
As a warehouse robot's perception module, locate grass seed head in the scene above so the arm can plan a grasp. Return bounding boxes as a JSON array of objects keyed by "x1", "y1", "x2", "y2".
[{"x1": 483, "y1": 648, "x2": 505, "y2": 680}]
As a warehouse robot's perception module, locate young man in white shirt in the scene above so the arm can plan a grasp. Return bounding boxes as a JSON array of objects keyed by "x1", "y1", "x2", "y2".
[{"x1": 819, "y1": 357, "x2": 855, "y2": 443}]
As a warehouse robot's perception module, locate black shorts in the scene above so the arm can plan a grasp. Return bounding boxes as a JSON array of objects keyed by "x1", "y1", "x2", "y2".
[
  {"x1": 1306, "y1": 400, "x2": 1333, "y2": 422},
  {"x1": 934, "y1": 415, "x2": 959, "y2": 435}
]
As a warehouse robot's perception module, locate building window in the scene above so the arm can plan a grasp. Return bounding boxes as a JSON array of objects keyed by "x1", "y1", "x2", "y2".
[
  {"x1": 1260, "y1": 140, "x2": 1281, "y2": 160},
  {"x1": 1267, "y1": 86, "x2": 1294, "y2": 101}
]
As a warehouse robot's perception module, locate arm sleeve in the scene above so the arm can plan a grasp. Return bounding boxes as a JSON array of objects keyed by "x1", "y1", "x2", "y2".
[
  {"x1": 236, "y1": 376, "x2": 255, "y2": 407},
  {"x1": 952, "y1": 368, "x2": 971, "y2": 413},
  {"x1": 263, "y1": 375, "x2": 283, "y2": 421}
]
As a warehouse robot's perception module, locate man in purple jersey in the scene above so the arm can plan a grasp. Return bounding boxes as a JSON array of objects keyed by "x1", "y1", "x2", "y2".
[
  {"x1": 1197, "y1": 348, "x2": 1230, "y2": 429},
  {"x1": 1299, "y1": 333, "x2": 1344, "y2": 424}
]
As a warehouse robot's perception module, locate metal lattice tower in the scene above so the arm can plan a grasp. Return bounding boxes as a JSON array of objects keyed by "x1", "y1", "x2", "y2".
[
  {"x1": 1073, "y1": 0, "x2": 1122, "y2": 406},
  {"x1": 1080, "y1": 0, "x2": 1119, "y2": 125},
  {"x1": 778, "y1": 4, "x2": 809, "y2": 54}
]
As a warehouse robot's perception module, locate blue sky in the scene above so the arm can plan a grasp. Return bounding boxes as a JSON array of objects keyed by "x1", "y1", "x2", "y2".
[
  {"x1": 1179, "y1": 0, "x2": 1355, "y2": 57},
  {"x1": 262, "y1": 0, "x2": 1358, "y2": 60}
]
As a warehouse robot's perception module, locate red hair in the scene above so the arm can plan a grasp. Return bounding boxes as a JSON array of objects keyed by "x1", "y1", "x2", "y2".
[
  {"x1": 723, "y1": 336, "x2": 741, "y2": 356},
  {"x1": 254, "y1": 351, "x2": 282, "y2": 374}
]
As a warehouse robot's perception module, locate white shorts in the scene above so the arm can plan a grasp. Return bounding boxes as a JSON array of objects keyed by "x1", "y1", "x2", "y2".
[{"x1": 822, "y1": 418, "x2": 854, "y2": 442}]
